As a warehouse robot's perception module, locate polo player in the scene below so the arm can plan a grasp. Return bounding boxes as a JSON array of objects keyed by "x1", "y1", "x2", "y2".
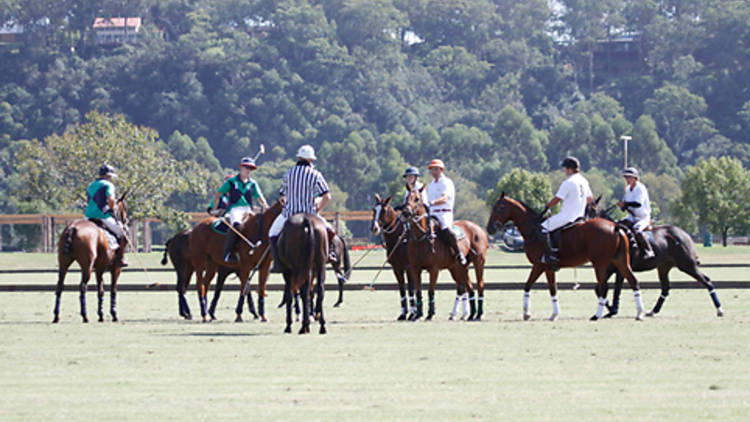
[
  {"x1": 425, "y1": 159, "x2": 466, "y2": 266},
  {"x1": 618, "y1": 167, "x2": 655, "y2": 258},
  {"x1": 84, "y1": 164, "x2": 128, "y2": 267}
]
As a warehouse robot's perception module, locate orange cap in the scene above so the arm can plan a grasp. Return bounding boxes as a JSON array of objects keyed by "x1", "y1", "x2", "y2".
[{"x1": 427, "y1": 159, "x2": 445, "y2": 170}]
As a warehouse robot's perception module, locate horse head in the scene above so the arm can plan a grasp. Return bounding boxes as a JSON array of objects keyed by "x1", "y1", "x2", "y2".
[
  {"x1": 115, "y1": 190, "x2": 129, "y2": 226},
  {"x1": 370, "y1": 194, "x2": 394, "y2": 235}
]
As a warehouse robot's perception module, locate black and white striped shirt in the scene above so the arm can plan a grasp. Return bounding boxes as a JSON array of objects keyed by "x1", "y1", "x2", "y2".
[{"x1": 280, "y1": 161, "x2": 330, "y2": 218}]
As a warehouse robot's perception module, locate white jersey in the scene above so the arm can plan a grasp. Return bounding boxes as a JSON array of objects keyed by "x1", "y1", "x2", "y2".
[
  {"x1": 542, "y1": 172, "x2": 592, "y2": 232},
  {"x1": 623, "y1": 181, "x2": 651, "y2": 221},
  {"x1": 426, "y1": 175, "x2": 455, "y2": 229}
]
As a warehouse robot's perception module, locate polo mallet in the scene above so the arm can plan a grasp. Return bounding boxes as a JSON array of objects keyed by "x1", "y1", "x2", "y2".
[
  {"x1": 222, "y1": 218, "x2": 262, "y2": 252},
  {"x1": 364, "y1": 229, "x2": 409, "y2": 291},
  {"x1": 253, "y1": 144, "x2": 265, "y2": 161},
  {"x1": 241, "y1": 245, "x2": 271, "y2": 296},
  {"x1": 121, "y1": 231, "x2": 160, "y2": 288}
]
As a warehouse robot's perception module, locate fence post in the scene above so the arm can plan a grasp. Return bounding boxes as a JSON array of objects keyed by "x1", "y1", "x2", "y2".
[
  {"x1": 334, "y1": 211, "x2": 340, "y2": 234},
  {"x1": 41, "y1": 215, "x2": 49, "y2": 253},
  {"x1": 50, "y1": 216, "x2": 56, "y2": 252},
  {"x1": 0, "y1": 224, "x2": 3, "y2": 251},
  {"x1": 143, "y1": 220, "x2": 152, "y2": 253},
  {"x1": 129, "y1": 220, "x2": 139, "y2": 252}
]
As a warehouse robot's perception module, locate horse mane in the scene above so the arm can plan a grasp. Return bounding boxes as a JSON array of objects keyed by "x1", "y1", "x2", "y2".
[{"x1": 514, "y1": 197, "x2": 540, "y2": 218}]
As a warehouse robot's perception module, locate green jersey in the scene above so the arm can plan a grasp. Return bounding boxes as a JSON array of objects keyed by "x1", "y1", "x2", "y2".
[
  {"x1": 84, "y1": 178, "x2": 116, "y2": 219},
  {"x1": 218, "y1": 175, "x2": 263, "y2": 210}
]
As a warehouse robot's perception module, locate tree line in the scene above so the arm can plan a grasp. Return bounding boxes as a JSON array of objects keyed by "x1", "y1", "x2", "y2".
[{"x1": 1, "y1": 0, "x2": 749, "y2": 247}]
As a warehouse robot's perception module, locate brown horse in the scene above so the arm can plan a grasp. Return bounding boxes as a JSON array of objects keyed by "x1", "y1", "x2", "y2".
[
  {"x1": 53, "y1": 194, "x2": 129, "y2": 323},
  {"x1": 402, "y1": 187, "x2": 488, "y2": 321},
  {"x1": 370, "y1": 194, "x2": 417, "y2": 320},
  {"x1": 160, "y1": 229, "x2": 257, "y2": 321},
  {"x1": 277, "y1": 213, "x2": 328, "y2": 334},
  {"x1": 189, "y1": 202, "x2": 282, "y2": 322},
  {"x1": 486, "y1": 192, "x2": 644, "y2": 321}
]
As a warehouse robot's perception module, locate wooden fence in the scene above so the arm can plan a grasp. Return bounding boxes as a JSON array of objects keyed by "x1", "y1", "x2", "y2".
[{"x1": 0, "y1": 210, "x2": 373, "y2": 253}]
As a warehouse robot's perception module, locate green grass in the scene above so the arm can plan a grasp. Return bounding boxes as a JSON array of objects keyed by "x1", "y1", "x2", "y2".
[{"x1": 0, "y1": 289, "x2": 748, "y2": 421}]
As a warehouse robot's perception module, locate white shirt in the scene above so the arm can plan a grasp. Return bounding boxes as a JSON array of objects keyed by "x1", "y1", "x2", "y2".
[
  {"x1": 426, "y1": 175, "x2": 455, "y2": 214},
  {"x1": 623, "y1": 181, "x2": 651, "y2": 220},
  {"x1": 554, "y1": 172, "x2": 592, "y2": 220}
]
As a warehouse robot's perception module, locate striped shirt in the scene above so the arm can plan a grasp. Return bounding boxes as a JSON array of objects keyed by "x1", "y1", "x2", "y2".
[{"x1": 280, "y1": 161, "x2": 330, "y2": 218}]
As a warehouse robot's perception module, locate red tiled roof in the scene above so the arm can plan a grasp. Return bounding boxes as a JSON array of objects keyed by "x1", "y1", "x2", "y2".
[{"x1": 93, "y1": 17, "x2": 141, "y2": 29}]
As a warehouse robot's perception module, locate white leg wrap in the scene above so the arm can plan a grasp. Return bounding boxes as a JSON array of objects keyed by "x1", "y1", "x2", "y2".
[
  {"x1": 460, "y1": 293, "x2": 469, "y2": 318},
  {"x1": 595, "y1": 297, "x2": 606, "y2": 318},
  {"x1": 634, "y1": 290, "x2": 644, "y2": 312},
  {"x1": 450, "y1": 295, "x2": 460, "y2": 317},
  {"x1": 409, "y1": 295, "x2": 416, "y2": 313},
  {"x1": 551, "y1": 295, "x2": 560, "y2": 315},
  {"x1": 523, "y1": 291, "x2": 530, "y2": 312}
]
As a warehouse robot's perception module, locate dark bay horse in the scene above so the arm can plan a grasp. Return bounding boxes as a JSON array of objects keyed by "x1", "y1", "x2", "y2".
[
  {"x1": 53, "y1": 194, "x2": 128, "y2": 323},
  {"x1": 589, "y1": 207, "x2": 723, "y2": 318},
  {"x1": 486, "y1": 193, "x2": 644, "y2": 321},
  {"x1": 160, "y1": 229, "x2": 257, "y2": 321},
  {"x1": 189, "y1": 202, "x2": 281, "y2": 322},
  {"x1": 277, "y1": 213, "x2": 328, "y2": 334},
  {"x1": 370, "y1": 194, "x2": 416, "y2": 320},
  {"x1": 402, "y1": 187, "x2": 488, "y2": 321}
]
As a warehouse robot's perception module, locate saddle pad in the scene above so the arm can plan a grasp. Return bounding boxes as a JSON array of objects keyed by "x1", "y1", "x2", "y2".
[
  {"x1": 211, "y1": 219, "x2": 229, "y2": 235},
  {"x1": 451, "y1": 224, "x2": 466, "y2": 241},
  {"x1": 97, "y1": 227, "x2": 119, "y2": 252}
]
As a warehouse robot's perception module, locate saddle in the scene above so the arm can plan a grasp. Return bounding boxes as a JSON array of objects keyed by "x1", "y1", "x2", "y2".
[
  {"x1": 88, "y1": 219, "x2": 120, "y2": 251},
  {"x1": 547, "y1": 217, "x2": 586, "y2": 249}
]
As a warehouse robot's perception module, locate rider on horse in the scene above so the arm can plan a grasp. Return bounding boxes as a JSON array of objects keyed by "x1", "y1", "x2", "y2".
[
  {"x1": 84, "y1": 164, "x2": 128, "y2": 267},
  {"x1": 540, "y1": 156, "x2": 593, "y2": 268},
  {"x1": 269, "y1": 145, "x2": 336, "y2": 273},
  {"x1": 618, "y1": 167, "x2": 655, "y2": 259},
  {"x1": 402, "y1": 166, "x2": 424, "y2": 205},
  {"x1": 211, "y1": 157, "x2": 268, "y2": 263},
  {"x1": 425, "y1": 159, "x2": 467, "y2": 266}
]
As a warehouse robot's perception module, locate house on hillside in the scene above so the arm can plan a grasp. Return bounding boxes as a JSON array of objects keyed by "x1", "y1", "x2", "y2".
[
  {"x1": 593, "y1": 32, "x2": 643, "y2": 76},
  {"x1": 0, "y1": 22, "x2": 25, "y2": 45},
  {"x1": 93, "y1": 17, "x2": 141, "y2": 46}
]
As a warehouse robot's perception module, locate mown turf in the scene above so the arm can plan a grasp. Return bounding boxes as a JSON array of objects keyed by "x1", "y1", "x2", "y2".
[{"x1": 0, "y1": 288, "x2": 748, "y2": 421}]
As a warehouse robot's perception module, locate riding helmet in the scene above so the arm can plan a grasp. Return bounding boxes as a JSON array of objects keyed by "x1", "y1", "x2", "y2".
[
  {"x1": 98, "y1": 164, "x2": 118, "y2": 178},
  {"x1": 240, "y1": 156, "x2": 258, "y2": 170},
  {"x1": 403, "y1": 166, "x2": 420, "y2": 178},
  {"x1": 622, "y1": 167, "x2": 639, "y2": 178},
  {"x1": 561, "y1": 156, "x2": 580, "y2": 170},
  {"x1": 296, "y1": 144, "x2": 316, "y2": 161}
]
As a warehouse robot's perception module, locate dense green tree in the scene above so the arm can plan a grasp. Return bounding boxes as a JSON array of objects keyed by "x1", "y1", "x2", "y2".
[{"x1": 487, "y1": 167, "x2": 551, "y2": 212}]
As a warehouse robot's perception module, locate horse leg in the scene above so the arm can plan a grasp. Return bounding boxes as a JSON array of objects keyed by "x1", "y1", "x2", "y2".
[
  {"x1": 680, "y1": 264, "x2": 723, "y2": 316},
  {"x1": 611, "y1": 260, "x2": 644, "y2": 321},
  {"x1": 449, "y1": 284, "x2": 462, "y2": 321},
  {"x1": 79, "y1": 265, "x2": 92, "y2": 323},
  {"x1": 474, "y1": 255, "x2": 486, "y2": 321},
  {"x1": 53, "y1": 260, "x2": 72, "y2": 323},
  {"x1": 246, "y1": 290, "x2": 258, "y2": 319},
  {"x1": 180, "y1": 268, "x2": 194, "y2": 320},
  {"x1": 545, "y1": 270, "x2": 559, "y2": 321},
  {"x1": 195, "y1": 268, "x2": 211, "y2": 323},
  {"x1": 209, "y1": 268, "x2": 229, "y2": 321},
  {"x1": 299, "y1": 281, "x2": 310, "y2": 335},
  {"x1": 294, "y1": 291, "x2": 301, "y2": 322},
  {"x1": 522, "y1": 265, "x2": 544, "y2": 321},
  {"x1": 96, "y1": 270, "x2": 105, "y2": 322},
  {"x1": 406, "y1": 268, "x2": 417, "y2": 320},
  {"x1": 425, "y1": 270, "x2": 438, "y2": 321},
  {"x1": 316, "y1": 266, "x2": 327, "y2": 335},
  {"x1": 333, "y1": 261, "x2": 344, "y2": 308},
  {"x1": 647, "y1": 265, "x2": 672, "y2": 317},
  {"x1": 604, "y1": 269, "x2": 622, "y2": 318},
  {"x1": 465, "y1": 272, "x2": 475, "y2": 321},
  {"x1": 283, "y1": 274, "x2": 293, "y2": 334},
  {"x1": 395, "y1": 270, "x2": 408, "y2": 320},
  {"x1": 110, "y1": 268, "x2": 120, "y2": 322},
  {"x1": 258, "y1": 261, "x2": 270, "y2": 322},
  {"x1": 410, "y1": 267, "x2": 423, "y2": 321}
]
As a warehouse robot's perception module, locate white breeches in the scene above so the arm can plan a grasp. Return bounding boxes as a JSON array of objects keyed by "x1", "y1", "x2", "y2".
[
  {"x1": 541, "y1": 212, "x2": 576, "y2": 233},
  {"x1": 431, "y1": 212, "x2": 453, "y2": 230},
  {"x1": 624, "y1": 214, "x2": 651, "y2": 231},
  {"x1": 228, "y1": 206, "x2": 253, "y2": 226},
  {"x1": 269, "y1": 213, "x2": 331, "y2": 237}
]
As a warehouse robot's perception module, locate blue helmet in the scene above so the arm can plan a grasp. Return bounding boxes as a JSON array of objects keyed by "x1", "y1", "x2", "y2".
[{"x1": 402, "y1": 166, "x2": 420, "y2": 178}]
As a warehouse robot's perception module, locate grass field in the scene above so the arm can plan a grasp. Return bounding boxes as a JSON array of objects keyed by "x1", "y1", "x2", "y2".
[
  {"x1": 0, "y1": 289, "x2": 749, "y2": 421},
  {"x1": 1, "y1": 247, "x2": 749, "y2": 421}
]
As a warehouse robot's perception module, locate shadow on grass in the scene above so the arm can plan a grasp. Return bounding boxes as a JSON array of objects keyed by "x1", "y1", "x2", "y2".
[{"x1": 176, "y1": 331, "x2": 272, "y2": 337}]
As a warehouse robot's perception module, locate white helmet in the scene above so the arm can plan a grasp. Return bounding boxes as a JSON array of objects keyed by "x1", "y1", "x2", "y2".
[{"x1": 296, "y1": 144, "x2": 316, "y2": 161}]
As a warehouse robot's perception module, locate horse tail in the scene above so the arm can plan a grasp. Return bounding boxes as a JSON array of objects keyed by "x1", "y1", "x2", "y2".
[
  {"x1": 62, "y1": 226, "x2": 76, "y2": 256},
  {"x1": 161, "y1": 236, "x2": 172, "y2": 265},
  {"x1": 301, "y1": 216, "x2": 316, "y2": 280},
  {"x1": 340, "y1": 236, "x2": 351, "y2": 279},
  {"x1": 614, "y1": 225, "x2": 629, "y2": 262}
]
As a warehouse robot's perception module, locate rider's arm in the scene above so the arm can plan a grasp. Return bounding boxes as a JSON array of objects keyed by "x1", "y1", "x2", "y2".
[
  {"x1": 430, "y1": 194, "x2": 449, "y2": 206},
  {"x1": 107, "y1": 195, "x2": 117, "y2": 213},
  {"x1": 546, "y1": 196, "x2": 561, "y2": 209},
  {"x1": 211, "y1": 191, "x2": 222, "y2": 211},
  {"x1": 317, "y1": 191, "x2": 331, "y2": 213}
]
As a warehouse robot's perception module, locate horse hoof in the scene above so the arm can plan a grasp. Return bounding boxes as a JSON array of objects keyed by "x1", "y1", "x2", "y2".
[
  {"x1": 475, "y1": 315, "x2": 482, "y2": 321},
  {"x1": 284, "y1": 326, "x2": 292, "y2": 334},
  {"x1": 98, "y1": 316, "x2": 104, "y2": 323},
  {"x1": 333, "y1": 301, "x2": 342, "y2": 308},
  {"x1": 603, "y1": 312, "x2": 617, "y2": 319},
  {"x1": 52, "y1": 316, "x2": 59, "y2": 324},
  {"x1": 184, "y1": 314, "x2": 192, "y2": 321},
  {"x1": 319, "y1": 326, "x2": 327, "y2": 335},
  {"x1": 548, "y1": 313, "x2": 558, "y2": 322},
  {"x1": 82, "y1": 316, "x2": 88, "y2": 323},
  {"x1": 523, "y1": 313, "x2": 531, "y2": 321},
  {"x1": 202, "y1": 316, "x2": 211, "y2": 323},
  {"x1": 209, "y1": 313, "x2": 217, "y2": 321},
  {"x1": 261, "y1": 316, "x2": 268, "y2": 323},
  {"x1": 635, "y1": 311, "x2": 645, "y2": 321},
  {"x1": 448, "y1": 314, "x2": 455, "y2": 321},
  {"x1": 645, "y1": 311, "x2": 656, "y2": 317},
  {"x1": 590, "y1": 315, "x2": 599, "y2": 321},
  {"x1": 425, "y1": 314, "x2": 434, "y2": 321},
  {"x1": 235, "y1": 315, "x2": 243, "y2": 323},
  {"x1": 111, "y1": 316, "x2": 119, "y2": 323},
  {"x1": 397, "y1": 314, "x2": 407, "y2": 321},
  {"x1": 717, "y1": 308, "x2": 724, "y2": 317}
]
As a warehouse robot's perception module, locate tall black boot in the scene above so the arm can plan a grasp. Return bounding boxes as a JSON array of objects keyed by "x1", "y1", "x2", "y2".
[
  {"x1": 441, "y1": 228, "x2": 467, "y2": 266},
  {"x1": 269, "y1": 236, "x2": 282, "y2": 273},
  {"x1": 222, "y1": 225, "x2": 239, "y2": 263},
  {"x1": 635, "y1": 231, "x2": 655, "y2": 258},
  {"x1": 541, "y1": 231, "x2": 559, "y2": 271},
  {"x1": 115, "y1": 239, "x2": 129, "y2": 267}
]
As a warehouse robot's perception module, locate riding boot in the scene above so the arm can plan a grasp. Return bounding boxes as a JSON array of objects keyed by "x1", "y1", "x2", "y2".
[
  {"x1": 441, "y1": 228, "x2": 467, "y2": 266},
  {"x1": 541, "y1": 231, "x2": 559, "y2": 271},
  {"x1": 327, "y1": 229, "x2": 338, "y2": 262},
  {"x1": 222, "y1": 227, "x2": 239, "y2": 263},
  {"x1": 115, "y1": 239, "x2": 129, "y2": 267},
  {"x1": 635, "y1": 231, "x2": 655, "y2": 259},
  {"x1": 269, "y1": 236, "x2": 282, "y2": 273}
]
